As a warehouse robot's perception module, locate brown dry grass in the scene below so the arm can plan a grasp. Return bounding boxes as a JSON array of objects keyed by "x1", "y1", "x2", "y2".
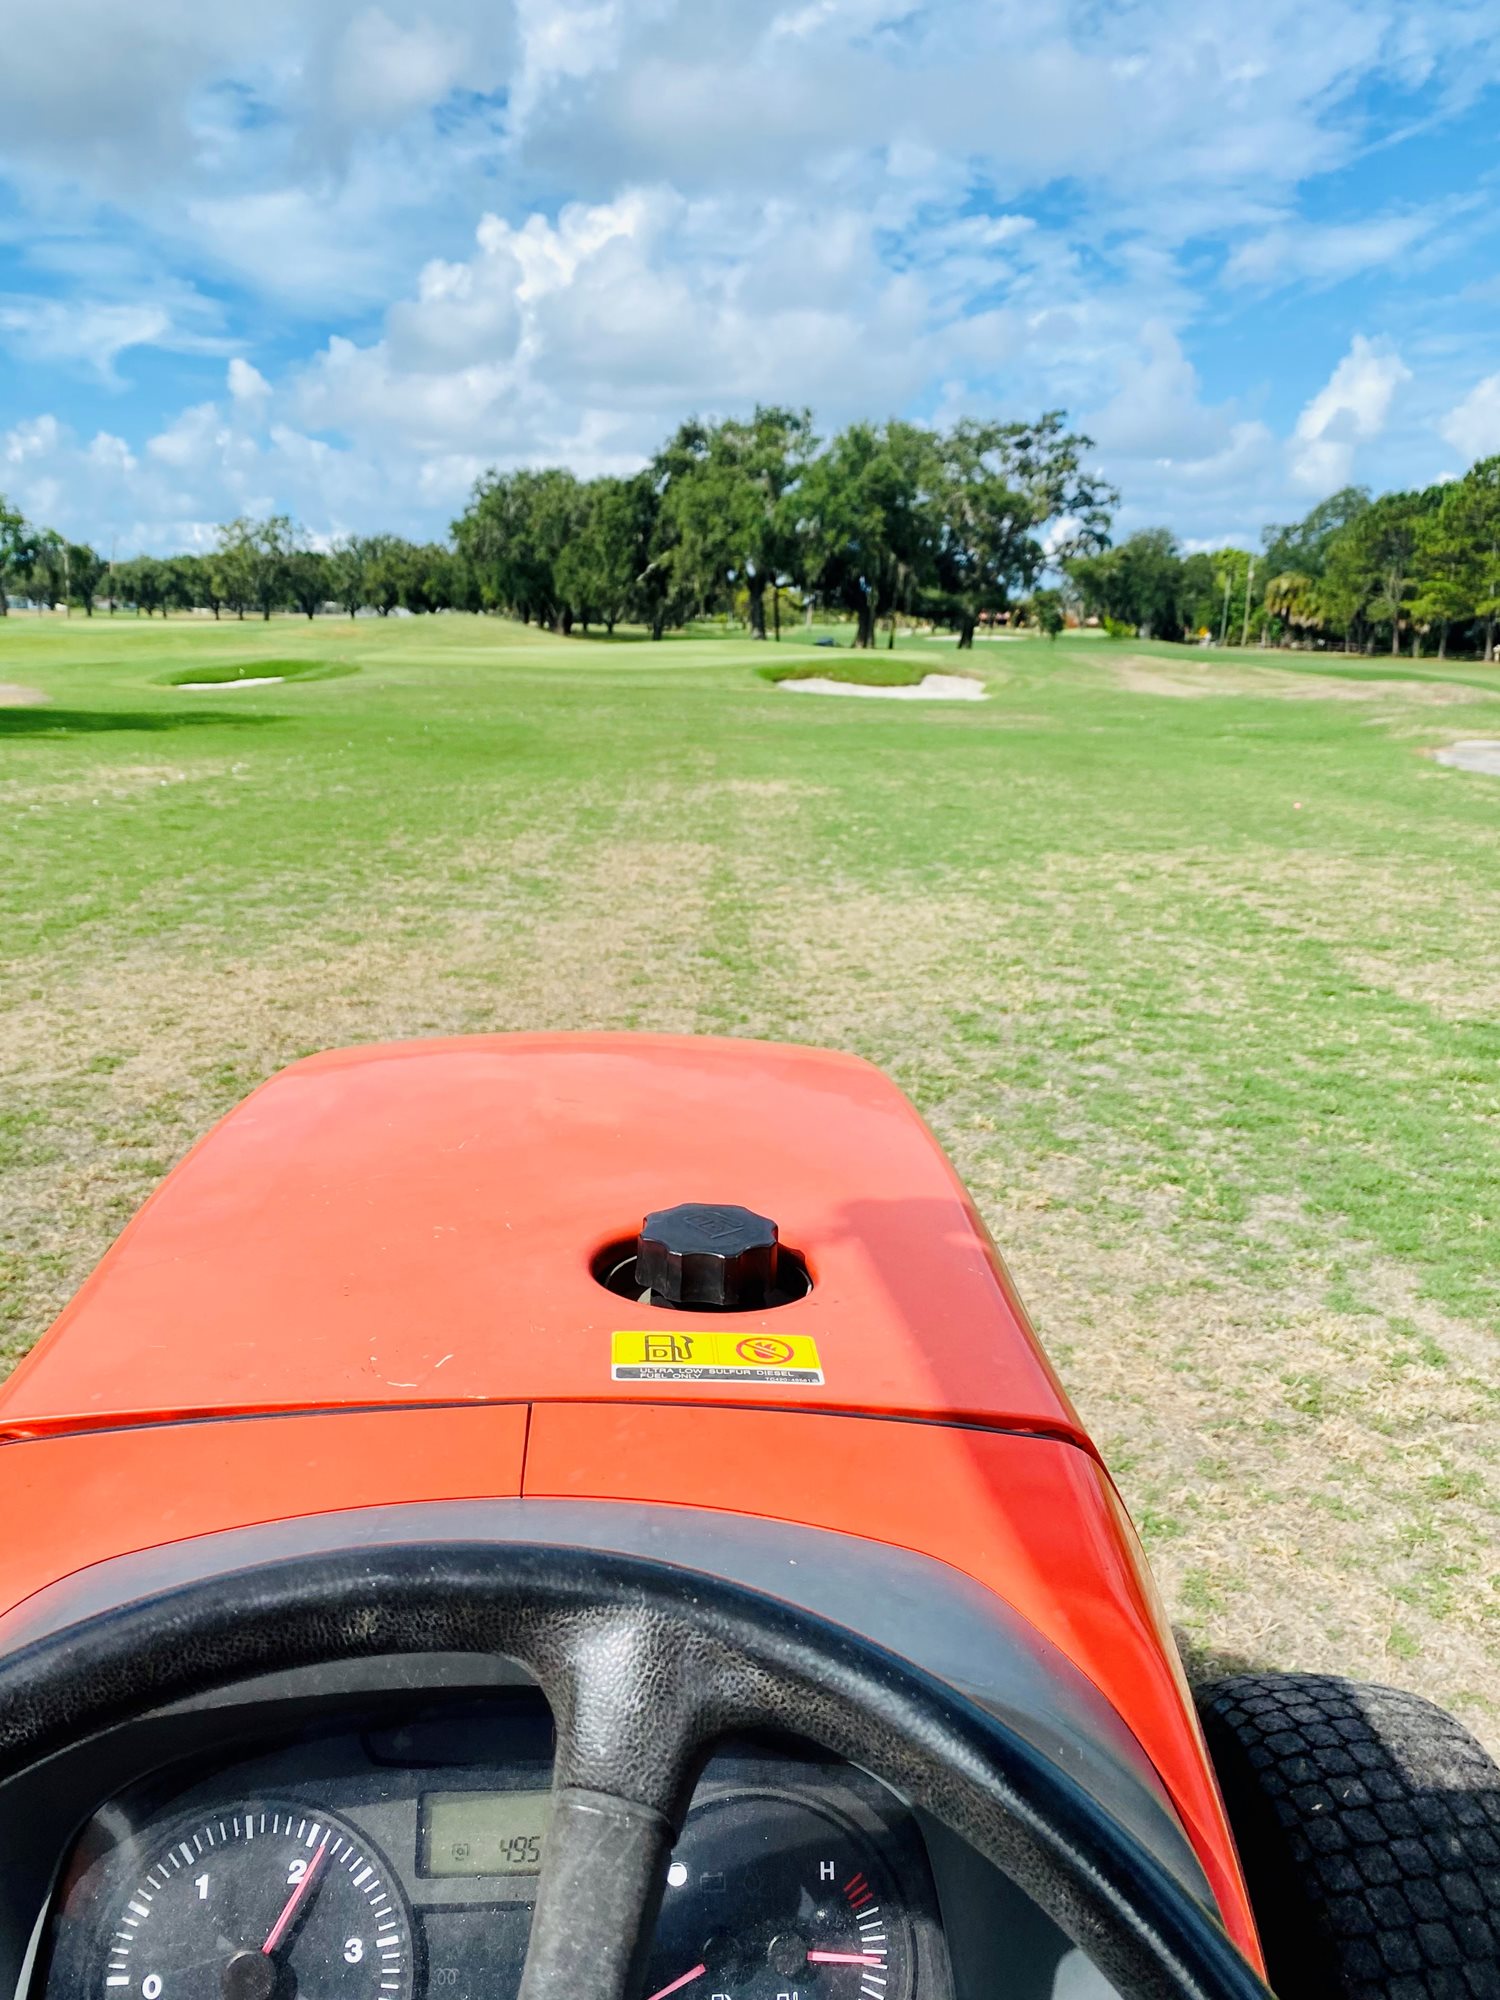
[
  {"x1": 1107, "y1": 653, "x2": 1488, "y2": 704},
  {"x1": 730, "y1": 859, "x2": 1500, "y2": 1751}
]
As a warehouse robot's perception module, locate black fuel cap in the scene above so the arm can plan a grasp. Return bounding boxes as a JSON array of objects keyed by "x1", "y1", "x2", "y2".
[{"x1": 635, "y1": 1203, "x2": 779, "y2": 1309}]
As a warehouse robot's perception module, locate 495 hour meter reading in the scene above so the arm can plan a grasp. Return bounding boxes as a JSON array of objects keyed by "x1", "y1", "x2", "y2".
[{"x1": 422, "y1": 1791, "x2": 553, "y2": 1876}]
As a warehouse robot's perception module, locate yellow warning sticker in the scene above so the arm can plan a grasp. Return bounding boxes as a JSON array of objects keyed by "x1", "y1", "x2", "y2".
[{"x1": 611, "y1": 1330, "x2": 823, "y2": 1386}]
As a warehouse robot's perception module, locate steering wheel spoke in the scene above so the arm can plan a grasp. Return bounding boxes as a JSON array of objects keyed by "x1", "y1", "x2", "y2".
[
  {"x1": 518, "y1": 1786, "x2": 676, "y2": 2000},
  {"x1": 518, "y1": 1608, "x2": 717, "y2": 2000}
]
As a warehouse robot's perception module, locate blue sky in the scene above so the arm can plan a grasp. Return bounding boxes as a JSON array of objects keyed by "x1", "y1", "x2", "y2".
[{"x1": 2, "y1": 0, "x2": 1499, "y2": 556}]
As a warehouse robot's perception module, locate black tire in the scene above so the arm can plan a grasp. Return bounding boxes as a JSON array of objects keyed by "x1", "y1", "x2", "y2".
[{"x1": 1197, "y1": 1673, "x2": 1500, "y2": 2000}]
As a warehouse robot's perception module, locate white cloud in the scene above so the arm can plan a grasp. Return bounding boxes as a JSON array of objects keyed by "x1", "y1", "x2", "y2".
[
  {"x1": 1225, "y1": 203, "x2": 1470, "y2": 288},
  {"x1": 227, "y1": 357, "x2": 272, "y2": 403},
  {"x1": 1087, "y1": 321, "x2": 1236, "y2": 462},
  {"x1": 508, "y1": 0, "x2": 1500, "y2": 217},
  {"x1": 1289, "y1": 335, "x2": 1411, "y2": 493},
  {"x1": 328, "y1": 9, "x2": 473, "y2": 130},
  {"x1": 0, "y1": 299, "x2": 173, "y2": 380},
  {"x1": 0, "y1": 1, "x2": 514, "y2": 193},
  {"x1": 290, "y1": 189, "x2": 931, "y2": 467},
  {"x1": 1439, "y1": 373, "x2": 1500, "y2": 463},
  {"x1": 1, "y1": 397, "x2": 403, "y2": 554},
  {"x1": 0, "y1": 284, "x2": 230, "y2": 382}
]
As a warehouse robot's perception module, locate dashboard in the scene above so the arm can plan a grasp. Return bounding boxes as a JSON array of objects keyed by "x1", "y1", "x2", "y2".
[
  {"x1": 36, "y1": 1690, "x2": 950, "y2": 2000},
  {"x1": 21, "y1": 1678, "x2": 1111, "y2": 2000}
]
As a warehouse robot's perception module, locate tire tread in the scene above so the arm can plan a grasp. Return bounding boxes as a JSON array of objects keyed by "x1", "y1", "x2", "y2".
[{"x1": 1198, "y1": 1673, "x2": 1500, "y2": 1999}]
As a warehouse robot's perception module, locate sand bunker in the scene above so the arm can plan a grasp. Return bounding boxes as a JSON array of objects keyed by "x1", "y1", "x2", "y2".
[
  {"x1": 779, "y1": 673, "x2": 986, "y2": 701},
  {"x1": 175, "y1": 676, "x2": 286, "y2": 691},
  {"x1": 0, "y1": 684, "x2": 48, "y2": 706},
  {"x1": 1434, "y1": 740, "x2": 1500, "y2": 775}
]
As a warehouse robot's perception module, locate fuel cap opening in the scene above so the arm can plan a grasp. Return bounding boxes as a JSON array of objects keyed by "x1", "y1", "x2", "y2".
[{"x1": 593, "y1": 1203, "x2": 811, "y2": 1311}]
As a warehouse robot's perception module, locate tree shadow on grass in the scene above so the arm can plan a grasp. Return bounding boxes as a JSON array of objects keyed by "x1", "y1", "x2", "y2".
[{"x1": 0, "y1": 708, "x2": 284, "y2": 737}]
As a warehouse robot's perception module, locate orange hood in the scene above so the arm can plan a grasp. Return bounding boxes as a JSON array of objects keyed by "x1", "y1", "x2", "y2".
[{"x1": 0, "y1": 1034, "x2": 1084, "y2": 1445}]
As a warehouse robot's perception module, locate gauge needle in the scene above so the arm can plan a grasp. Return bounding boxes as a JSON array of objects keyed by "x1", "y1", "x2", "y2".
[
  {"x1": 644, "y1": 1964, "x2": 707, "y2": 2000},
  {"x1": 260, "y1": 1836, "x2": 331, "y2": 1957},
  {"x1": 808, "y1": 1953, "x2": 886, "y2": 1966}
]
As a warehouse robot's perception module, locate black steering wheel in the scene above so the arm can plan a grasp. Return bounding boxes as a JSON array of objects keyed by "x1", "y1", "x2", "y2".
[{"x1": 0, "y1": 1541, "x2": 1271, "y2": 2000}]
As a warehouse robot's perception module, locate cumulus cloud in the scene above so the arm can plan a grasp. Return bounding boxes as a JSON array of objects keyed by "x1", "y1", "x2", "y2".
[
  {"x1": 289, "y1": 189, "x2": 931, "y2": 468},
  {"x1": 2, "y1": 397, "x2": 398, "y2": 553},
  {"x1": 1289, "y1": 336, "x2": 1411, "y2": 494},
  {"x1": 1439, "y1": 374, "x2": 1500, "y2": 463},
  {"x1": 327, "y1": 9, "x2": 474, "y2": 131},
  {"x1": 1087, "y1": 321, "x2": 1237, "y2": 462},
  {"x1": 3, "y1": 0, "x2": 1498, "y2": 549},
  {"x1": 228, "y1": 357, "x2": 272, "y2": 404}
]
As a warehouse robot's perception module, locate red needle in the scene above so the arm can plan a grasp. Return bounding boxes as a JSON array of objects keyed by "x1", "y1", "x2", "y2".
[
  {"x1": 644, "y1": 1966, "x2": 708, "y2": 2000},
  {"x1": 261, "y1": 1836, "x2": 331, "y2": 1956},
  {"x1": 808, "y1": 1953, "x2": 885, "y2": 1966}
]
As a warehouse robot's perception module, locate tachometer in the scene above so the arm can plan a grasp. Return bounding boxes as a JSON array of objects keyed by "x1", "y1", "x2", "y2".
[
  {"x1": 95, "y1": 1805, "x2": 412, "y2": 2000},
  {"x1": 642, "y1": 1793, "x2": 914, "y2": 2000}
]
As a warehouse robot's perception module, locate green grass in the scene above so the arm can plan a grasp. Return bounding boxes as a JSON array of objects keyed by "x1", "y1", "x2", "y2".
[
  {"x1": 3, "y1": 611, "x2": 1498, "y2": 1742},
  {"x1": 755, "y1": 655, "x2": 939, "y2": 686}
]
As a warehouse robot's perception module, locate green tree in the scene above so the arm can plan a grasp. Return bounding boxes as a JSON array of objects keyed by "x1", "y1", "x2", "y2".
[
  {"x1": 328, "y1": 537, "x2": 367, "y2": 616},
  {"x1": 1441, "y1": 458, "x2": 1500, "y2": 660},
  {"x1": 654, "y1": 408, "x2": 815, "y2": 640},
  {"x1": 214, "y1": 514, "x2": 295, "y2": 619},
  {"x1": 1170, "y1": 546, "x2": 1257, "y2": 645},
  {"x1": 1262, "y1": 488, "x2": 1372, "y2": 649},
  {"x1": 249, "y1": 514, "x2": 294, "y2": 619},
  {"x1": 454, "y1": 469, "x2": 583, "y2": 628},
  {"x1": 1331, "y1": 491, "x2": 1434, "y2": 655},
  {"x1": 118, "y1": 556, "x2": 167, "y2": 617},
  {"x1": 360, "y1": 535, "x2": 408, "y2": 616},
  {"x1": 794, "y1": 421, "x2": 942, "y2": 648},
  {"x1": 285, "y1": 545, "x2": 331, "y2": 619},
  {"x1": 554, "y1": 477, "x2": 649, "y2": 633},
  {"x1": 621, "y1": 476, "x2": 690, "y2": 640},
  {"x1": 212, "y1": 520, "x2": 258, "y2": 620},
  {"x1": 1409, "y1": 499, "x2": 1473, "y2": 658},
  {"x1": 1262, "y1": 488, "x2": 1371, "y2": 583},
  {"x1": 1069, "y1": 529, "x2": 1185, "y2": 639},
  {"x1": 406, "y1": 544, "x2": 463, "y2": 614},
  {"x1": 934, "y1": 414, "x2": 1115, "y2": 649},
  {"x1": 1175, "y1": 552, "x2": 1220, "y2": 639},
  {"x1": 175, "y1": 553, "x2": 224, "y2": 620},
  {"x1": 1027, "y1": 587, "x2": 1066, "y2": 639},
  {"x1": 67, "y1": 543, "x2": 107, "y2": 616},
  {"x1": 1263, "y1": 572, "x2": 1326, "y2": 648},
  {"x1": 28, "y1": 530, "x2": 68, "y2": 609},
  {"x1": 162, "y1": 555, "x2": 203, "y2": 617},
  {"x1": 0, "y1": 494, "x2": 36, "y2": 616}
]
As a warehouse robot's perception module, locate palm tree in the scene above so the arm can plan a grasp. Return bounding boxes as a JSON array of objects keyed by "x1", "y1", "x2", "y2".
[{"x1": 1263, "y1": 571, "x2": 1324, "y2": 648}]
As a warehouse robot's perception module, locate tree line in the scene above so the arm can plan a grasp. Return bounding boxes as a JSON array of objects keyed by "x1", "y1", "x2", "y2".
[
  {"x1": 1065, "y1": 460, "x2": 1500, "y2": 659},
  {"x1": 450, "y1": 410, "x2": 1113, "y2": 647},
  {"x1": 0, "y1": 411, "x2": 1114, "y2": 646},
  {"x1": 4, "y1": 419, "x2": 1500, "y2": 659},
  {"x1": 0, "y1": 508, "x2": 469, "y2": 622}
]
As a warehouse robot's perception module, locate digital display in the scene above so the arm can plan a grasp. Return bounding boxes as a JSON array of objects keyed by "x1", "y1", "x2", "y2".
[{"x1": 421, "y1": 1791, "x2": 553, "y2": 1877}]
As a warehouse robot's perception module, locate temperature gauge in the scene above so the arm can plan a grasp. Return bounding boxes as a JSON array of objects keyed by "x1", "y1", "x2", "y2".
[{"x1": 642, "y1": 1793, "x2": 913, "y2": 2000}]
